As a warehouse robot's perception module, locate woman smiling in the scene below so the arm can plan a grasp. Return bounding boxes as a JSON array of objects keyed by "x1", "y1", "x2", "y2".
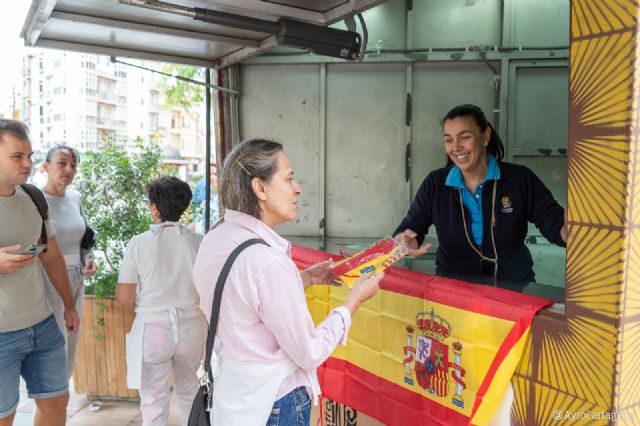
[{"x1": 394, "y1": 104, "x2": 567, "y2": 282}]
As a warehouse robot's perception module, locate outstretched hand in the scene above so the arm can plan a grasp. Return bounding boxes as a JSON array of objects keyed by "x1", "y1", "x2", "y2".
[
  {"x1": 394, "y1": 229, "x2": 432, "y2": 257},
  {"x1": 344, "y1": 272, "x2": 384, "y2": 316},
  {"x1": 301, "y1": 259, "x2": 341, "y2": 288}
]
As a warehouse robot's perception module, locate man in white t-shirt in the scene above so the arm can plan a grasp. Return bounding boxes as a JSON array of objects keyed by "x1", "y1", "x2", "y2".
[
  {"x1": 0, "y1": 119, "x2": 80, "y2": 426},
  {"x1": 116, "y1": 176, "x2": 206, "y2": 425}
]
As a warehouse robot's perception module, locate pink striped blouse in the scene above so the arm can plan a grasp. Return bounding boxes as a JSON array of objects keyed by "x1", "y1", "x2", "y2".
[{"x1": 193, "y1": 209, "x2": 351, "y2": 399}]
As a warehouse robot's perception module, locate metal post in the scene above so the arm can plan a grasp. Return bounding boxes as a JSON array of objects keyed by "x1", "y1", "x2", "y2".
[{"x1": 205, "y1": 68, "x2": 212, "y2": 232}]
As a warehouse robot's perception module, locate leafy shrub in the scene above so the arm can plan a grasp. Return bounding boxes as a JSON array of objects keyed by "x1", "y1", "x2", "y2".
[{"x1": 77, "y1": 138, "x2": 161, "y2": 298}]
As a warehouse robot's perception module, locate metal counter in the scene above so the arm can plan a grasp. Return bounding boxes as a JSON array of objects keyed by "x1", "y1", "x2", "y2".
[{"x1": 286, "y1": 235, "x2": 566, "y2": 303}]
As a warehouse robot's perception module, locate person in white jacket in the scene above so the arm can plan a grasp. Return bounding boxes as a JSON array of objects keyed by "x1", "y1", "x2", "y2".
[{"x1": 116, "y1": 176, "x2": 206, "y2": 426}]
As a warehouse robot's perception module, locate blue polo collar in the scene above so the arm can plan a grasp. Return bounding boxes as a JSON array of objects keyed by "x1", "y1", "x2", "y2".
[{"x1": 445, "y1": 154, "x2": 501, "y2": 188}]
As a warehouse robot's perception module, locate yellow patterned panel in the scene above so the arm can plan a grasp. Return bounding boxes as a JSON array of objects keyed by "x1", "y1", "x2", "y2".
[
  {"x1": 617, "y1": 406, "x2": 640, "y2": 426},
  {"x1": 565, "y1": 226, "x2": 624, "y2": 319},
  {"x1": 534, "y1": 384, "x2": 609, "y2": 426},
  {"x1": 536, "y1": 316, "x2": 616, "y2": 407},
  {"x1": 616, "y1": 320, "x2": 640, "y2": 408},
  {"x1": 569, "y1": 31, "x2": 632, "y2": 229},
  {"x1": 571, "y1": 0, "x2": 637, "y2": 39},
  {"x1": 512, "y1": 376, "x2": 609, "y2": 426},
  {"x1": 514, "y1": 0, "x2": 639, "y2": 424},
  {"x1": 630, "y1": 31, "x2": 640, "y2": 227},
  {"x1": 570, "y1": 34, "x2": 633, "y2": 129},
  {"x1": 621, "y1": 229, "x2": 640, "y2": 317},
  {"x1": 511, "y1": 375, "x2": 529, "y2": 426},
  {"x1": 631, "y1": 144, "x2": 640, "y2": 225}
]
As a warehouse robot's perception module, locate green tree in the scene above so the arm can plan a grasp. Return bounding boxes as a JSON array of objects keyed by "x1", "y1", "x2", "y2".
[
  {"x1": 160, "y1": 64, "x2": 205, "y2": 110},
  {"x1": 77, "y1": 137, "x2": 162, "y2": 298}
]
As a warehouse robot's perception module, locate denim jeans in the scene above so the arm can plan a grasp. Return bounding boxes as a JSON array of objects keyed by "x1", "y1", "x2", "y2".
[
  {"x1": 0, "y1": 315, "x2": 69, "y2": 418},
  {"x1": 266, "y1": 386, "x2": 311, "y2": 426}
]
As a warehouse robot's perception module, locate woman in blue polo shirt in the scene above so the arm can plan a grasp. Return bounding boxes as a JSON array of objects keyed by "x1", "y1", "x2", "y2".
[{"x1": 393, "y1": 104, "x2": 567, "y2": 282}]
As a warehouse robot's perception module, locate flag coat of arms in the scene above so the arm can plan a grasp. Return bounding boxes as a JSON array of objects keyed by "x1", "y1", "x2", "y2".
[{"x1": 293, "y1": 246, "x2": 553, "y2": 425}]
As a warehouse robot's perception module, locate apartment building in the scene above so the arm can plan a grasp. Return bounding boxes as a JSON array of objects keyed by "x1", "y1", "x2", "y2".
[{"x1": 21, "y1": 49, "x2": 205, "y2": 179}]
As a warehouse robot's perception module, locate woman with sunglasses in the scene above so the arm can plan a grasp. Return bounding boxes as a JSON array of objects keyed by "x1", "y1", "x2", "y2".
[{"x1": 394, "y1": 104, "x2": 567, "y2": 282}]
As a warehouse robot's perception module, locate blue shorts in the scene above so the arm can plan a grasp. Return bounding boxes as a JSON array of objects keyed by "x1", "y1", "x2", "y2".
[{"x1": 0, "y1": 315, "x2": 69, "y2": 418}]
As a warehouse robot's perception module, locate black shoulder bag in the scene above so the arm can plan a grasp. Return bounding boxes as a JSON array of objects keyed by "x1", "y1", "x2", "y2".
[{"x1": 188, "y1": 238, "x2": 268, "y2": 426}]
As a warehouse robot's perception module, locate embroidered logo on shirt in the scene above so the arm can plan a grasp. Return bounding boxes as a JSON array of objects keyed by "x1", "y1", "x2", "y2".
[{"x1": 500, "y1": 196, "x2": 513, "y2": 213}]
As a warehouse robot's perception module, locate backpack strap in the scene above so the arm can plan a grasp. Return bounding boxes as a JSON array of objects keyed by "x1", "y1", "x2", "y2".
[{"x1": 20, "y1": 184, "x2": 49, "y2": 248}]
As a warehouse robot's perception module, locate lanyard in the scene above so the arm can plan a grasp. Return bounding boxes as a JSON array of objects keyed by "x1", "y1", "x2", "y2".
[{"x1": 459, "y1": 180, "x2": 498, "y2": 269}]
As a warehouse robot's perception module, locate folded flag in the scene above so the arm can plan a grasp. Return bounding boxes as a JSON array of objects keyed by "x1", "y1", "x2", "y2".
[
  {"x1": 294, "y1": 245, "x2": 553, "y2": 426},
  {"x1": 330, "y1": 236, "x2": 408, "y2": 287}
]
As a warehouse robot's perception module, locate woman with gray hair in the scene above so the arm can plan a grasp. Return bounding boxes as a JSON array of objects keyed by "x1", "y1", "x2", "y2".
[
  {"x1": 193, "y1": 139, "x2": 382, "y2": 426},
  {"x1": 41, "y1": 145, "x2": 97, "y2": 377}
]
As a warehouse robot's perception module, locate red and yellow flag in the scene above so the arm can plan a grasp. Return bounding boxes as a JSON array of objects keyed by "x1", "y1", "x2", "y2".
[{"x1": 294, "y1": 246, "x2": 553, "y2": 425}]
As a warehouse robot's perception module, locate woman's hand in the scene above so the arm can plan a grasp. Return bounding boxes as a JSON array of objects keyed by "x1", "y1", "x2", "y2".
[
  {"x1": 301, "y1": 259, "x2": 341, "y2": 288},
  {"x1": 394, "y1": 229, "x2": 432, "y2": 257},
  {"x1": 82, "y1": 257, "x2": 97, "y2": 277},
  {"x1": 343, "y1": 272, "x2": 384, "y2": 316}
]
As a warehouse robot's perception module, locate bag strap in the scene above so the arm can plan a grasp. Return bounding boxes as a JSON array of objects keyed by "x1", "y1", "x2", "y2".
[
  {"x1": 20, "y1": 184, "x2": 49, "y2": 248},
  {"x1": 204, "y1": 238, "x2": 269, "y2": 384}
]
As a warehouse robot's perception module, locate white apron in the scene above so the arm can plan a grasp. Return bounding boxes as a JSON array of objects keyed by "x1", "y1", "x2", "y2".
[
  {"x1": 210, "y1": 355, "x2": 320, "y2": 426},
  {"x1": 125, "y1": 305, "x2": 200, "y2": 389}
]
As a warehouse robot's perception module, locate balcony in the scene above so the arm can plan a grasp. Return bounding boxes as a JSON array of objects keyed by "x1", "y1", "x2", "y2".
[
  {"x1": 97, "y1": 91, "x2": 117, "y2": 104},
  {"x1": 96, "y1": 116, "x2": 116, "y2": 128}
]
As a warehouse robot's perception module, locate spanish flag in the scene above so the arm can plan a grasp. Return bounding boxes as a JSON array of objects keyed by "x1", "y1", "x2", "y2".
[{"x1": 294, "y1": 246, "x2": 553, "y2": 425}]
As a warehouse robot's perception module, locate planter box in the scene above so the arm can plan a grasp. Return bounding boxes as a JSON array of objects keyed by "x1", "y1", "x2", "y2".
[{"x1": 73, "y1": 295, "x2": 139, "y2": 399}]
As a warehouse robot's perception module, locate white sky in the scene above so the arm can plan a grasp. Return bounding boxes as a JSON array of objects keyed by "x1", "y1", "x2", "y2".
[{"x1": 0, "y1": 3, "x2": 31, "y2": 114}]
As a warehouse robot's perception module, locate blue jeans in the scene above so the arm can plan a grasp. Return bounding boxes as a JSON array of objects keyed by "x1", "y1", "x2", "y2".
[
  {"x1": 266, "y1": 386, "x2": 311, "y2": 426},
  {"x1": 0, "y1": 315, "x2": 69, "y2": 418}
]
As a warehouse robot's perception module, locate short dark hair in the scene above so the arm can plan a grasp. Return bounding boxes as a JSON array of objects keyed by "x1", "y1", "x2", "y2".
[
  {"x1": 147, "y1": 176, "x2": 192, "y2": 222},
  {"x1": 0, "y1": 119, "x2": 30, "y2": 144},
  {"x1": 46, "y1": 145, "x2": 80, "y2": 164},
  {"x1": 442, "y1": 104, "x2": 505, "y2": 167},
  {"x1": 220, "y1": 139, "x2": 283, "y2": 219}
]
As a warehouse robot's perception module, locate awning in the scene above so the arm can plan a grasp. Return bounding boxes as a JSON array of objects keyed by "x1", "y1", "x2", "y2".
[{"x1": 21, "y1": 0, "x2": 384, "y2": 68}]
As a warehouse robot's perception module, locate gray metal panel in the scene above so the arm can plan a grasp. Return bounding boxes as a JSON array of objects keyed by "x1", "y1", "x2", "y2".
[
  {"x1": 412, "y1": 0, "x2": 501, "y2": 49},
  {"x1": 54, "y1": 0, "x2": 270, "y2": 37},
  {"x1": 325, "y1": 63, "x2": 406, "y2": 237},
  {"x1": 39, "y1": 19, "x2": 244, "y2": 60},
  {"x1": 239, "y1": 64, "x2": 323, "y2": 236},
  {"x1": 507, "y1": 62, "x2": 568, "y2": 287},
  {"x1": 509, "y1": 64, "x2": 568, "y2": 207},
  {"x1": 411, "y1": 62, "x2": 498, "y2": 196},
  {"x1": 262, "y1": 0, "x2": 348, "y2": 13},
  {"x1": 503, "y1": 0, "x2": 570, "y2": 47},
  {"x1": 332, "y1": 0, "x2": 408, "y2": 51},
  {"x1": 23, "y1": 0, "x2": 386, "y2": 67}
]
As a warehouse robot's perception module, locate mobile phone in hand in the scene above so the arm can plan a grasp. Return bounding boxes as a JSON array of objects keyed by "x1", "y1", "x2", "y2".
[{"x1": 13, "y1": 244, "x2": 47, "y2": 256}]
